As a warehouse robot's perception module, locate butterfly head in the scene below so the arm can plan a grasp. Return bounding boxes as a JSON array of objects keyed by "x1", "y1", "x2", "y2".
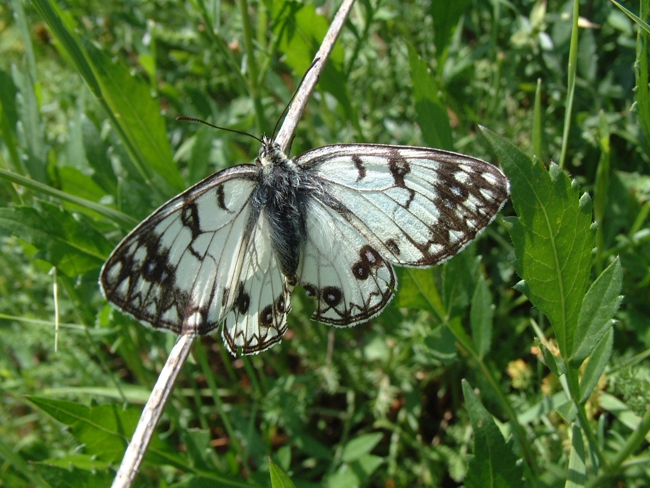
[{"x1": 259, "y1": 136, "x2": 289, "y2": 168}]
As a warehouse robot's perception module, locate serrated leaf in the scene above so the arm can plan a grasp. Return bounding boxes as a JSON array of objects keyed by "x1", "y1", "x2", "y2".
[
  {"x1": 340, "y1": 433, "x2": 383, "y2": 462},
  {"x1": 579, "y1": 328, "x2": 613, "y2": 404},
  {"x1": 571, "y1": 258, "x2": 622, "y2": 365},
  {"x1": 408, "y1": 44, "x2": 453, "y2": 150},
  {"x1": 27, "y1": 397, "x2": 187, "y2": 470},
  {"x1": 470, "y1": 274, "x2": 494, "y2": 358},
  {"x1": 269, "y1": 457, "x2": 296, "y2": 488},
  {"x1": 0, "y1": 203, "x2": 113, "y2": 276},
  {"x1": 462, "y1": 380, "x2": 524, "y2": 488},
  {"x1": 482, "y1": 128, "x2": 594, "y2": 357}
]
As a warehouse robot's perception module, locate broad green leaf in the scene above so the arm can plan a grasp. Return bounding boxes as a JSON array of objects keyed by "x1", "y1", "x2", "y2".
[
  {"x1": 12, "y1": 64, "x2": 48, "y2": 183},
  {"x1": 431, "y1": 319, "x2": 461, "y2": 364},
  {"x1": 397, "y1": 268, "x2": 445, "y2": 320},
  {"x1": 0, "y1": 203, "x2": 113, "y2": 276},
  {"x1": 57, "y1": 166, "x2": 107, "y2": 203},
  {"x1": 565, "y1": 425, "x2": 586, "y2": 488},
  {"x1": 431, "y1": 0, "x2": 472, "y2": 66},
  {"x1": 82, "y1": 39, "x2": 183, "y2": 198},
  {"x1": 269, "y1": 458, "x2": 296, "y2": 488},
  {"x1": 571, "y1": 258, "x2": 622, "y2": 365},
  {"x1": 36, "y1": 463, "x2": 113, "y2": 488},
  {"x1": 442, "y1": 246, "x2": 479, "y2": 315},
  {"x1": 462, "y1": 380, "x2": 524, "y2": 488},
  {"x1": 31, "y1": 0, "x2": 184, "y2": 201},
  {"x1": 482, "y1": 128, "x2": 594, "y2": 356},
  {"x1": 0, "y1": 68, "x2": 21, "y2": 174},
  {"x1": 28, "y1": 397, "x2": 187, "y2": 470},
  {"x1": 340, "y1": 433, "x2": 383, "y2": 462},
  {"x1": 408, "y1": 44, "x2": 453, "y2": 151},
  {"x1": 579, "y1": 328, "x2": 613, "y2": 404},
  {"x1": 470, "y1": 274, "x2": 494, "y2": 358}
]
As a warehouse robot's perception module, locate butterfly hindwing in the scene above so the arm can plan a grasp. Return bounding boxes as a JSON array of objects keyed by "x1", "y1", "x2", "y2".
[
  {"x1": 101, "y1": 166, "x2": 261, "y2": 336},
  {"x1": 297, "y1": 199, "x2": 396, "y2": 325},
  {"x1": 297, "y1": 144, "x2": 509, "y2": 268},
  {"x1": 221, "y1": 212, "x2": 291, "y2": 354}
]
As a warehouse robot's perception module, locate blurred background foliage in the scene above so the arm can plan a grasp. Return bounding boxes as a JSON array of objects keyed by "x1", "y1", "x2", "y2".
[{"x1": 1, "y1": 0, "x2": 650, "y2": 486}]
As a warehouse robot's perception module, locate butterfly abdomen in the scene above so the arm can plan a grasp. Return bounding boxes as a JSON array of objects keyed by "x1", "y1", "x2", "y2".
[{"x1": 257, "y1": 162, "x2": 312, "y2": 280}]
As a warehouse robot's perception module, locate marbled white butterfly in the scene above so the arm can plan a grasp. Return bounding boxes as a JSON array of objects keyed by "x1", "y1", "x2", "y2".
[{"x1": 100, "y1": 136, "x2": 509, "y2": 355}]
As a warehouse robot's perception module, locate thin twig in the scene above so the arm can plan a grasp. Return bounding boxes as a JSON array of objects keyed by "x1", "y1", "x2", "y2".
[
  {"x1": 112, "y1": 335, "x2": 193, "y2": 487},
  {"x1": 274, "y1": 0, "x2": 356, "y2": 153},
  {"x1": 111, "y1": 1, "x2": 356, "y2": 486}
]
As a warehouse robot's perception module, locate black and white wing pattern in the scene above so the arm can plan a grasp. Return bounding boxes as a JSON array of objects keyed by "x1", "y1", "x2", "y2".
[
  {"x1": 100, "y1": 164, "x2": 290, "y2": 355},
  {"x1": 100, "y1": 136, "x2": 509, "y2": 356},
  {"x1": 294, "y1": 144, "x2": 509, "y2": 325}
]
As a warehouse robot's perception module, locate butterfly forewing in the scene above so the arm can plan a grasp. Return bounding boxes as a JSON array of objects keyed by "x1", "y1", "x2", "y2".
[
  {"x1": 297, "y1": 144, "x2": 509, "y2": 268},
  {"x1": 100, "y1": 166, "x2": 261, "y2": 336}
]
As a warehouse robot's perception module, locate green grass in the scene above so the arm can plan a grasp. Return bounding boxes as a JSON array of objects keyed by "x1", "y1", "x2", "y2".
[{"x1": 1, "y1": 0, "x2": 650, "y2": 486}]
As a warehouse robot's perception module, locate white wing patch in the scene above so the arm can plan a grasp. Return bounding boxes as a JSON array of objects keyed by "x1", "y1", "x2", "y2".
[
  {"x1": 297, "y1": 144, "x2": 510, "y2": 268},
  {"x1": 101, "y1": 166, "x2": 290, "y2": 355},
  {"x1": 221, "y1": 213, "x2": 291, "y2": 354},
  {"x1": 297, "y1": 200, "x2": 395, "y2": 325}
]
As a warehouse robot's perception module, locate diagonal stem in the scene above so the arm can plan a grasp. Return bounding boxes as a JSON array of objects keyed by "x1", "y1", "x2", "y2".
[{"x1": 110, "y1": 2, "x2": 357, "y2": 487}]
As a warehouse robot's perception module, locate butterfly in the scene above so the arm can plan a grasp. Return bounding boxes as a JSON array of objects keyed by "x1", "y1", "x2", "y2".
[{"x1": 100, "y1": 136, "x2": 509, "y2": 355}]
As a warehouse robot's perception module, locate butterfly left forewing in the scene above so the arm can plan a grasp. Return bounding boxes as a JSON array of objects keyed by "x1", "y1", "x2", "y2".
[{"x1": 297, "y1": 144, "x2": 509, "y2": 268}]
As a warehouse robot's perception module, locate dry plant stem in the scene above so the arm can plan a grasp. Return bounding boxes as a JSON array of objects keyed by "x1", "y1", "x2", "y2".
[
  {"x1": 274, "y1": 0, "x2": 356, "y2": 152},
  {"x1": 112, "y1": 334, "x2": 194, "y2": 488},
  {"x1": 111, "y1": 2, "x2": 356, "y2": 487}
]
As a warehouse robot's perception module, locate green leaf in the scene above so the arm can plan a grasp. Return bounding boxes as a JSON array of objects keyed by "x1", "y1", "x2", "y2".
[
  {"x1": 408, "y1": 44, "x2": 453, "y2": 150},
  {"x1": 565, "y1": 424, "x2": 586, "y2": 488},
  {"x1": 0, "y1": 203, "x2": 113, "y2": 276},
  {"x1": 579, "y1": 328, "x2": 613, "y2": 404},
  {"x1": 28, "y1": 397, "x2": 187, "y2": 470},
  {"x1": 35, "y1": 463, "x2": 113, "y2": 488},
  {"x1": 462, "y1": 380, "x2": 524, "y2": 488},
  {"x1": 340, "y1": 433, "x2": 383, "y2": 462},
  {"x1": 31, "y1": 0, "x2": 184, "y2": 201},
  {"x1": 427, "y1": 321, "x2": 460, "y2": 364},
  {"x1": 570, "y1": 258, "x2": 622, "y2": 365},
  {"x1": 470, "y1": 274, "x2": 494, "y2": 358},
  {"x1": 482, "y1": 128, "x2": 594, "y2": 357},
  {"x1": 431, "y1": 0, "x2": 471, "y2": 66},
  {"x1": 397, "y1": 268, "x2": 445, "y2": 320},
  {"x1": 82, "y1": 39, "x2": 183, "y2": 198},
  {"x1": 269, "y1": 457, "x2": 296, "y2": 488}
]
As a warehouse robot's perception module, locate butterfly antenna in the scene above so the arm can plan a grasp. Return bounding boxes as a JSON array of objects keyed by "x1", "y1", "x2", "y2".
[
  {"x1": 271, "y1": 57, "x2": 322, "y2": 141},
  {"x1": 176, "y1": 116, "x2": 263, "y2": 144}
]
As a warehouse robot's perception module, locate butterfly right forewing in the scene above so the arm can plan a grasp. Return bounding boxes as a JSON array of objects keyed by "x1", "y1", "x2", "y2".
[{"x1": 100, "y1": 166, "x2": 261, "y2": 336}]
